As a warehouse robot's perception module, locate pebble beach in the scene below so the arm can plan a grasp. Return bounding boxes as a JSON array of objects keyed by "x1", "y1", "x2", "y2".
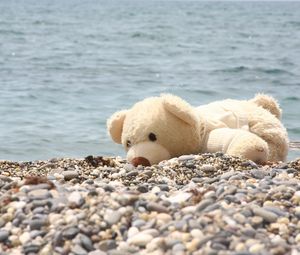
[{"x1": 1, "y1": 153, "x2": 300, "y2": 255}]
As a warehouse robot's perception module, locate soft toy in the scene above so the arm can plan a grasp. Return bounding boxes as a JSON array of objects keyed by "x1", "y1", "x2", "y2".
[{"x1": 107, "y1": 94, "x2": 289, "y2": 166}]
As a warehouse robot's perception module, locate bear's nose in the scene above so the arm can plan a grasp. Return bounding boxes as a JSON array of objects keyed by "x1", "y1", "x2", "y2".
[{"x1": 131, "y1": 157, "x2": 151, "y2": 167}]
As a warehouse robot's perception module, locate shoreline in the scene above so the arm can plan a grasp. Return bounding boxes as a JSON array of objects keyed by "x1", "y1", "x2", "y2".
[{"x1": 1, "y1": 153, "x2": 300, "y2": 254}]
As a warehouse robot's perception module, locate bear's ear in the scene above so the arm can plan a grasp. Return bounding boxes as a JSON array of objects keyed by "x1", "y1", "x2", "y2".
[
  {"x1": 107, "y1": 110, "x2": 127, "y2": 144},
  {"x1": 162, "y1": 94, "x2": 198, "y2": 126}
]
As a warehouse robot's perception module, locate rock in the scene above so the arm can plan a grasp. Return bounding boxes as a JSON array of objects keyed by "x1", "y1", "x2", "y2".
[
  {"x1": 250, "y1": 205, "x2": 277, "y2": 223},
  {"x1": 63, "y1": 227, "x2": 80, "y2": 239},
  {"x1": 79, "y1": 234, "x2": 94, "y2": 252},
  {"x1": 128, "y1": 233, "x2": 153, "y2": 247},
  {"x1": 68, "y1": 191, "x2": 85, "y2": 207},
  {"x1": 104, "y1": 210, "x2": 121, "y2": 226},
  {"x1": 199, "y1": 164, "x2": 216, "y2": 172},
  {"x1": 0, "y1": 229, "x2": 9, "y2": 242},
  {"x1": 196, "y1": 199, "x2": 214, "y2": 212},
  {"x1": 72, "y1": 244, "x2": 88, "y2": 255},
  {"x1": 19, "y1": 232, "x2": 31, "y2": 244},
  {"x1": 146, "y1": 202, "x2": 168, "y2": 213},
  {"x1": 98, "y1": 240, "x2": 117, "y2": 251},
  {"x1": 63, "y1": 170, "x2": 79, "y2": 181},
  {"x1": 29, "y1": 219, "x2": 47, "y2": 230}
]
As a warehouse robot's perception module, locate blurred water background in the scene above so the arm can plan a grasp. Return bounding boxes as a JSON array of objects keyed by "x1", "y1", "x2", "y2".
[{"x1": 0, "y1": 0, "x2": 299, "y2": 161}]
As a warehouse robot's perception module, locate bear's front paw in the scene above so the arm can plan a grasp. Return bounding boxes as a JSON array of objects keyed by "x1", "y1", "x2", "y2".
[{"x1": 226, "y1": 132, "x2": 269, "y2": 164}]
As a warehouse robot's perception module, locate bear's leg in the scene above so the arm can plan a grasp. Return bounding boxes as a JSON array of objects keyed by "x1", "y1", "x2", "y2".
[
  {"x1": 248, "y1": 110, "x2": 289, "y2": 162},
  {"x1": 226, "y1": 130, "x2": 269, "y2": 164},
  {"x1": 206, "y1": 128, "x2": 269, "y2": 164}
]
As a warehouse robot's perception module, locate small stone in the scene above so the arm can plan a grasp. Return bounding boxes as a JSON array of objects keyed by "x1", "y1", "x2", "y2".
[
  {"x1": 98, "y1": 240, "x2": 117, "y2": 251},
  {"x1": 104, "y1": 210, "x2": 121, "y2": 226},
  {"x1": 196, "y1": 199, "x2": 214, "y2": 212},
  {"x1": 88, "y1": 251, "x2": 106, "y2": 255},
  {"x1": 156, "y1": 213, "x2": 172, "y2": 222},
  {"x1": 63, "y1": 170, "x2": 79, "y2": 181},
  {"x1": 72, "y1": 244, "x2": 88, "y2": 255},
  {"x1": 146, "y1": 202, "x2": 168, "y2": 213},
  {"x1": 178, "y1": 155, "x2": 195, "y2": 161},
  {"x1": 68, "y1": 191, "x2": 84, "y2": 207},
  {"x1": 63, "y1": 227, "x2": 79, "y2": 239},
  {"x1": 137, "y1": 185, "x2": 148, "y2": 193},
  {"x1": 249, "y1": 243, "x2": 265, "y2": 253},
  {"x1": 250, "y1": 169, "x2": 267, "y2": 179},
  {"x1": 167, "y1": 192, "x2": 192, "y2": 204},
  {"x1": 199, "y1": 164, "x2": 216, "y2": 172},
  {"x1": 127, "y1": 227, "x2": 139, "y2": 238},
  {"x1": 28, "y1": 189, "x2": 52, "y2": 200},
  {"x1": 128, "y1": 233, "x2": 153, "y2": 247},
  {"x1": 251, "y1": 205, "x2": 277, "y2": 223},
  {"x1": 295, "y1": 233, "x2": 300, "y2": 243},
  {"x1": 29, "y1": 219, "x2": 47, "y2": 230},
  {"x1": 0, "y1": 229, "x2": 9, "y2": 242},
  {"x1": 79, "y1": 234, "x2": 94, "y2": 252},
  {"x1": 19, "y1": 232, "x2": 31, "y2": 244}
]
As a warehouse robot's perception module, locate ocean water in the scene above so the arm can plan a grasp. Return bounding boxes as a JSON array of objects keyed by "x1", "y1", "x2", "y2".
[{"x1": 0, "y1": 0, "x2": 299, "y2": 161}]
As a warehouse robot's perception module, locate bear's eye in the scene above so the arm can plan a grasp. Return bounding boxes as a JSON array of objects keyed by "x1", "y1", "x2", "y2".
[
  {"x1": 126, "y1": 140, "x2": 131, "y2": 148},
  {"x1": 148, "y1": 133, "x2": 157, "y2": 142}
]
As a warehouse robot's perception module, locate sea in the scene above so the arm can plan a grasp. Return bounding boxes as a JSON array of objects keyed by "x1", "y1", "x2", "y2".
[{"x1": 0, "y1": 0, "x2": 299, "y2": 162}]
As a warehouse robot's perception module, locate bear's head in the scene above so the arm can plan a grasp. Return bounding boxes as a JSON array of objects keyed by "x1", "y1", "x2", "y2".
[{"x1": 107, "y1": 94, "x2": 205, "y2": 166}]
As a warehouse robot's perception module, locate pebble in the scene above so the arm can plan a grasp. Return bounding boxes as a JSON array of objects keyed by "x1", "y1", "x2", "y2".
[
  {"x1": 0, "y1": 229, "x2": 9, "y2": 242},
  {"x1": 63, "y1": 170, "x2": 79, "y2": 180},
  {"x1": 63, "y1": 227, "x2": 80, "y2": 239},
  {"x1": 1, "y1": 153, "x2": 300, "y2": 255},
  {"x1": 250, "y1": 205, "x2": 278, "y2": 223},
  {"x1": 128, "y1": 233, "x2": 153, "y2": 247},
  {"x1": 146, "y1": 202, "x2": 168, "y2": 213},
  {"x1": 68, "y1": 191, "x2": 85, "y2": 207},
  {"x1": 104, "y1": 210, "x2": 121, "y2": 226}
]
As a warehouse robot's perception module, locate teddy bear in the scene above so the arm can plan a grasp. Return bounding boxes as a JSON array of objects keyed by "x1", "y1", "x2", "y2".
[{"x1": 107, "y1": 94, "x2": 289, "y2": 167}]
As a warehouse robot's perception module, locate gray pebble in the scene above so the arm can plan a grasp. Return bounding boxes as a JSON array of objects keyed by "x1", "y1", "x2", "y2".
[
  {"x1": 79, "y1": 234, "x2": 94, "y2": 252},
  {"x1": 29, "y1": 219, "x2": 47, "y2": 230},
  {"x1": 197, "y1": 199, "x2": 214, "y2": 212},
  {"x1": 63, "y1": 170, "x2": 79, "y2": 181},
  {"x1": 72, "y1": 244, "x2": 88, "y2": 255},
  {"x1": 0, "y1": 229, "x2": 9, "y2": 242},
  {"x1": 137, "y1": 184, "x2": 148, "y2": 193},
  {"x1": 63, "y1": 227, "x2": 80, "y2": 239},
  {"x1": 132, "y1": 219, "x2": 146, "y2": 228},
  {"x1": 250, "y1": 205, "x2": 277, "y2": 223},
  {"x1": 250, "y1": 169, "x2": 268, "y2": 179}
]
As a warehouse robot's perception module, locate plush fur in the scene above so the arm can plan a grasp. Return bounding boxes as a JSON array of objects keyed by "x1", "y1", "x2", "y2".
[{"x1": 107, "y1": 94, "x2": 289, "y2": 166}]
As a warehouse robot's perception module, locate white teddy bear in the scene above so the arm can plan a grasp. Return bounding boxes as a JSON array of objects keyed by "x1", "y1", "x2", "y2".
[{"x1": 107, "y1": 94, "x2": 289, "y2": 166}]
